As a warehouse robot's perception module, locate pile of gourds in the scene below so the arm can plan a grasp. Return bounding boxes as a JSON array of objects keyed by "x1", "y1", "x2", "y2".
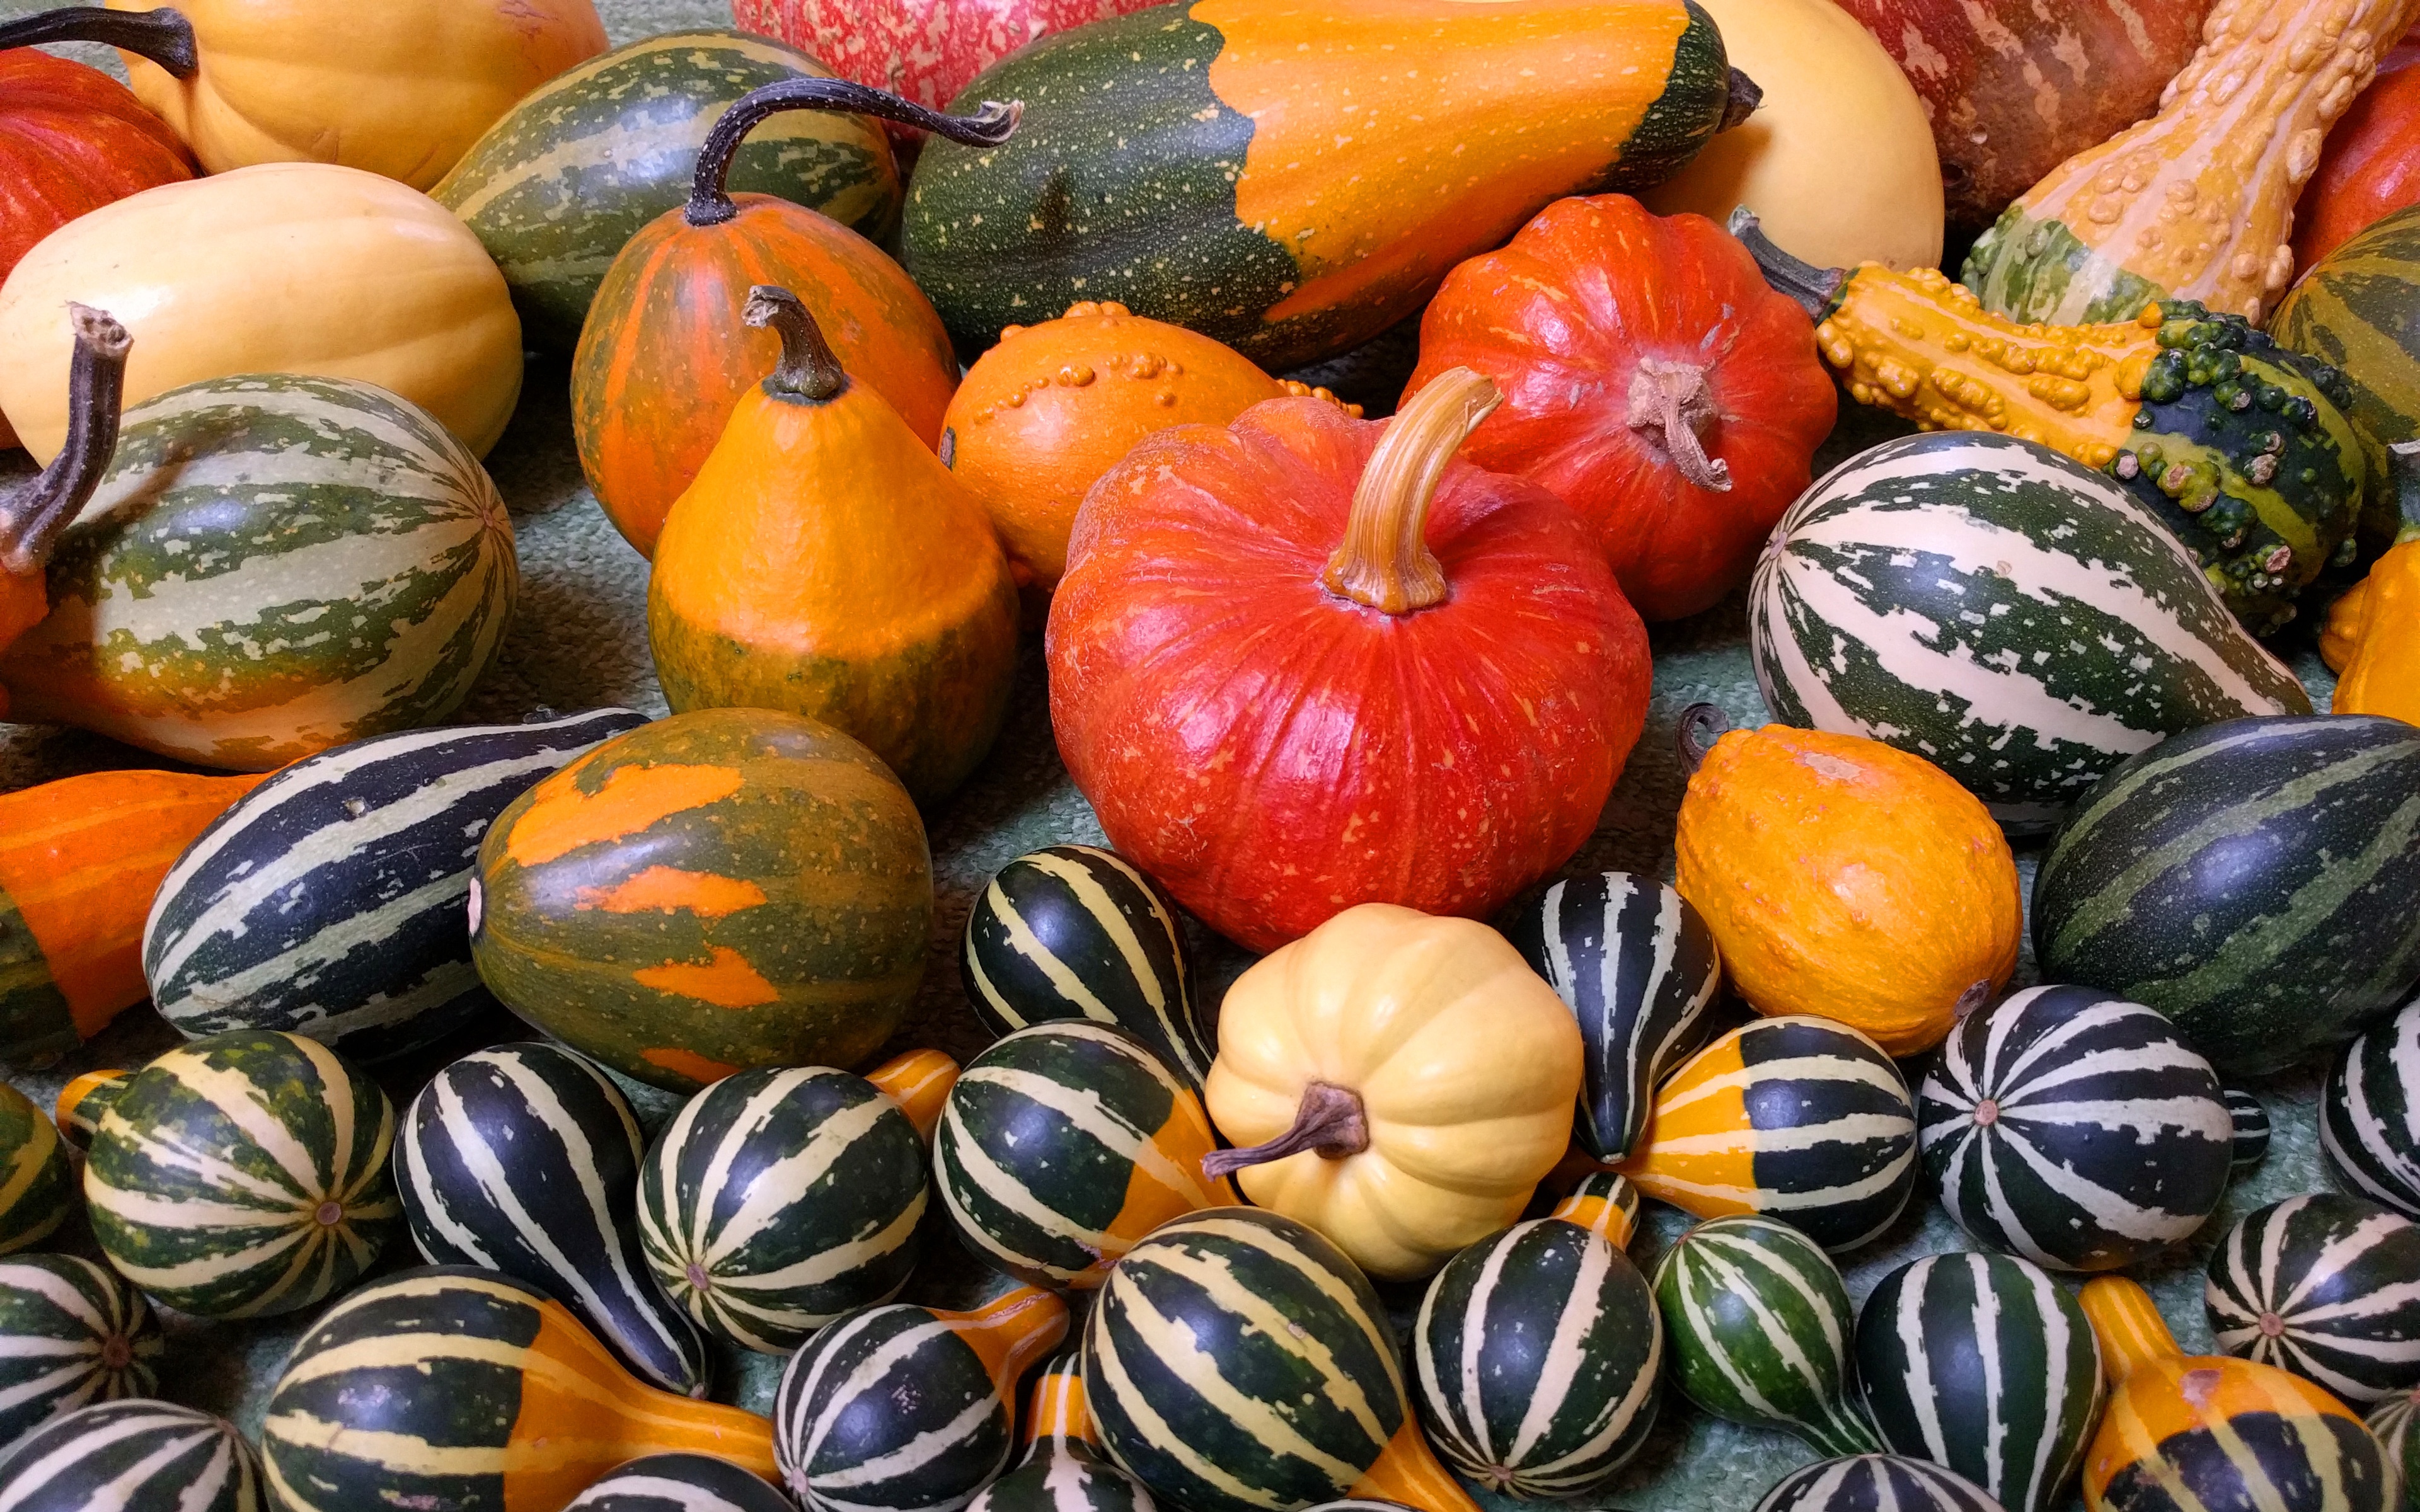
[{"x1": 4, "y1": 0, "x2": 2420, "y2": 1509}]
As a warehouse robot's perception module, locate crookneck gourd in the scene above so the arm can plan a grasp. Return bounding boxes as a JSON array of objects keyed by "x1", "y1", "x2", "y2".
[
  {"x1": 2325, "y1": 440, "x2": 2420, "y2": 723},
  {"x1": 1737, "y1": 210, "x2": 2366, "y2": 633}
]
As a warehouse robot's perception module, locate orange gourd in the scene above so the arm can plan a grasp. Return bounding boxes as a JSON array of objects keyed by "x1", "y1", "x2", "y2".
[
  {"x1": 648, "y1": 286, "x2": 1019, "y2": 805},
  {"x1": 2325, "y1": 440, "x2": 2420, "y2": 723},
  {"x1": 1671, "y1": 707, "x2": 2022, "y2": 1057},
  {"x1": 0, "y1": 305, "x2": 127, "y2": 704},
  {"x1": 572, "y1": 79, "x2": 1012, "y2": 559}
]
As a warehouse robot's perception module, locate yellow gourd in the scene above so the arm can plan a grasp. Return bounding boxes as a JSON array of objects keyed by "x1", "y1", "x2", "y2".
[
  {"x1": 2327, "y1": 440, "x2": 2420, "y2": 723},
  {"x1": 1200, "y1": 902, "x2": 1585, "y2": 1281}
]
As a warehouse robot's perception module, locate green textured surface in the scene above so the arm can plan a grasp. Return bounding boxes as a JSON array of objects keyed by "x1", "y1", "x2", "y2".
[{"x1": 0, "y1": 3, "x2": 2361, "y2": 1508}]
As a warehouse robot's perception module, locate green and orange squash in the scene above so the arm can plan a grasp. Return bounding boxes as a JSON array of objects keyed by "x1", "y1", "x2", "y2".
[
  {"x1": 0, "y1": 1081, "x2": 71, "y2": 1256},
  {"x1": 2274, "y1": 202, "x2": 2420, "y2": 554}
]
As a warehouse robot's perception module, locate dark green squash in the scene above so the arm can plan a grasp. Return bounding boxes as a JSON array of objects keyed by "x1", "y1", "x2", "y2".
[
  {"x1": 0, "y1": 1254, "x2": 159, "y2": 1448},
  {"x1": 0, "y1": 1082, "x2": 70, "y2": 1256},
  {"x1": 2206, "y1": 1194, "x2": 2420, "y2": 1406}
]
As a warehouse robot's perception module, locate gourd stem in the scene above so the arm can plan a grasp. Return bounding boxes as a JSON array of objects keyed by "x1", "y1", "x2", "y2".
[
  {"x1": 746, "y1": 285, "x2": 849, "y2": 403},
  {"x1": 2078, "y1": 1276, "x2": 2177, "y2": 1386},
  {"x1": 1628, "y1": 358, "x2": 1732, "y2": 491},
  {"x1": 1321, "y1": 368, "x2": 1501, "y2": 614},
  {"x1": 1720, "y1": 68, "x2": 1762, "y2": 132},
  {"x1": 1727, "y1": 209, "x2": 1846, "y2": 323},
  {"x1": 687, "y1": 78, "x2": 1021, "y2": 227},
  {"x1": 1201, "y1": 1082, "x2": 1369, "y2": 1179},
  {"x1": 1675, "y1": 702, "x2": 1729, "y2": 774},
  {"x1": 2391, "y1": 440, "x2": 2420, "y2": 542},
  {"x1": 0, "y1": 304, "x2": 130, "y2": 576},
  {"x1": 0, "y1": 6, "x2": 197, "y2": 74}
]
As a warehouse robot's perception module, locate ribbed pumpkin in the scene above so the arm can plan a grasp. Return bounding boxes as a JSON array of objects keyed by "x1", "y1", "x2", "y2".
[
  {"x1": 0, "y1": 1083, "x2": 73, "y2": 1256},
  {"x1": 0, "y1": 1254, "x2": 160, "y2": 1453},
  {"x1": 565, "y1": 1454, "x2": 798, "y2": 1512},
  {"x1": 572, "y1": 79, "x2": 1006, "y2": 559},
  {"x1": 2206, "y1": 1194, "x2": 2420, "y2": 1406},
  {"x1": 469, "y1": 707, "x2": 933, "y2": 1093},
  {"x1": 2325, "y1": 998, "x2": 2420, "y2": 1220},
  {"x1": 969, "y1": 1352, "x2": 1156, "y2": 1512},
  {"x1": 0, "y1": 1399, "x2": 261, "y2": 1512},
  {"x1": 1756, "y1": 1457, "x2": 2003, "y2": 1512}
]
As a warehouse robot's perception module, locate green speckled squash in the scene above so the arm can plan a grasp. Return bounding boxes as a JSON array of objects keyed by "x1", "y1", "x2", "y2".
[{"x1": 0, "y1": 1082, "x2": 71, "y2": 1256}]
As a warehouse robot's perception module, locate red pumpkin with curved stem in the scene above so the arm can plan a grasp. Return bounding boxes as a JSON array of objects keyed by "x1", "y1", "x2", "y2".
[
  {"x1": 1046, "y1": 370, "x2": 1651, "y2": 952},
  {"x1": 1405, "y1": 195, "x2": 1835, "y2": 622},
  {"x1": 2291, "y1": 21, "x2": 2420, "y2": 270}
]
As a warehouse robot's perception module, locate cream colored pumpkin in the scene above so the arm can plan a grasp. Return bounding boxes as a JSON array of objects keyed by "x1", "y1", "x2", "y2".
[
  {"x1": 0, "y1": 163, "x2": 522, "y2": 464},
  {"x1": 1643, "y1": 0, "x2": 1943, "y2": 272},
  {"x1": 1201, "y1": 903, "x2": 1584, "y2": 1281}
]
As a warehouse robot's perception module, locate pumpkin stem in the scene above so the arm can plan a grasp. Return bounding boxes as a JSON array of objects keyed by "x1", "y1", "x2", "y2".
[
  {"x1": 1201, "y1": 1081, "x2": 1369, "y2": 1179},
  {"x1": 0, "y1": 6, "x2": 196, "y2": 72},
  {"x1": 1675, "y1": 702, "x2": 1729, "y2": 774},
  {"x1": 746, "y1": 285, "x2": 849, "y2": 403},
  {"x1": 1321, "y1": 367, "x2": 1501, "y2": 614},
  {"x1": 2391, "y1": 440, "x2": 2420, "y2": 542},
  {"x1": 1727, "y1": 209, "x2": 1845, "y2": 323},
  {"x1": 1628, "y1": 358, "x2": 1732, "y2": 491},
  {"x1": 687, "y1": 78, "x2": 1021, "y2": 227},
  {"x1": 1720, "y1": 67, "x2": 1762, "y2": 132},
  {"x1": 0, "y1": 304, "x2": 130, "y2": 577}
]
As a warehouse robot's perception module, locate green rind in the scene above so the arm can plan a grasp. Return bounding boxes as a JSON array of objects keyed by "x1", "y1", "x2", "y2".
[
  {"x1": 0, "y1": 1253, "x2": 162, "y2": 1448},
  {"x1": 0, "y1": 882, "x2": 74, "y2": 1067},
  {"x1": 0, "y1": 1082, "x2": 71, "y2": 1256},
  {"x1": 2271, "y1": 203, "x2": 2420, "y2": 554},
  {"x1": 1592, "y1": 1, "x2": 1729, "y2": 192},
  {"x1": 1960, "y1": 206, "x2": 2169, "y2": 326}
]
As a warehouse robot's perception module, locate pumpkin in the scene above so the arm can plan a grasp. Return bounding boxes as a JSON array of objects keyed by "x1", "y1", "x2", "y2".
[
  {"x1": 468, "y1": 707, "x2": 933, "y2": 1094},
  {"x1": 900, "y1": 0, "x2": 1750, "y2": 371},
  {"x1": 1961, "y1": 0, "x2": 2420, "y2": 326},
  {"x1": 1199, "y1": 903, "x2": 1585, "y2": 1281},
  {"x1": 2324, "y1": 997, "x2": 2420, "y2": 1220},
  {"x1": 567, "y1": 1454, "x2": 797, "y2": 1512},
  {"x1": 648, "y1": 285, "x2": 1018, "y2": 804},
  {"x1": 50, "y1": 1068, "x2": 128, "y2": 1153},
  {"x1": 2206, "y1": 1194, "x2": 2420, "y2": 1405},
  {"x1": 942, "y1": 301, "x2": 1354, "y2": 588},
  {"x1": 0, "y1": 1254, "x2": 160, "y2": 1452},
  {"x1": 1047, "y1": 372, "x2": 1652, "y2": 951},
  {"x1": 732, "y1": 0, "x2": 1163, "y2": 120},
  {"x1": 103, "y1": 0, "x2": 607, "y2": 189},
  {"x1": 773, "y1": 1285, "x2": 1069, "y2": 1512},
  {"x1": 0, "y1": 766, "x2": 265, "y2": 1065},
  {"x1": 1637, "y1": 0, "x2": 1943, "y2": 271},
  {"x1": 2322, "y1": 450, "x2": 2420, "y2": 724},
  {"x1": 260, "y1": 1268, "x2": 778, "y2": 1512},
  {"x1": 1672, "y1": 710, "x2": 2022, "y2": 1057},
  {"x1": 0, "y1": 1082, "x2": 71, "y2": 1256},
  {"x1": 970, "y1": 1351, "x2": 1156, "y2": 1512},
  {"x1": 1756, "y1": 1457, "x2": 2003, "y2": 1512},
  {"x1": 2080, "y1": 1274, "x2": 2399, "y2": 1512},
  {"x1": 572, "y1": 79, "x2": 1005, "y2": 560},
  {"x1": 1, "y1": 1400, "x2": 261, "y2": 1512},
  {"x1": 1402, "y1": 195, "x2": 1836, "y2": 622},
  {"x1": 2292, "y1": 23, "x2": 2420, "y2": 269},
  {"x1": 2227, "y1": 1087, "x2": 2273, "y2": 1169}
]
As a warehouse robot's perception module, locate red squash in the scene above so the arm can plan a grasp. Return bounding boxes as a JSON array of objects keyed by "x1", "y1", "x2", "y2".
[
  {"x1": 1047, "y1": 369, "x2": 1651, "y2": 952},
  {"x1": 734, "y1": 0, "x2": 1162, "y2": 118},
  {"x1": 2291, "y1": 21, "x2": 2420, "y2": 270},
  {"x1": 1405, "y1": 196, "x2": 1836, "y2": 623}
]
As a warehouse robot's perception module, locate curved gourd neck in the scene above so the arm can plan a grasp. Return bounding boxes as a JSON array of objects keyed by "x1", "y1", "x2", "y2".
[
  {"x1": 1548, "y1": 1172, "x2": 1639, "y2": 1249},
  {"x1": 2080, "y1": 1276, "x2": 2181, "y2": 1385},
  {"x1": 1320, "y1": 368, "x2": 1501, "y2": 614},
  {"x1": 686, "y1": 77, "x2": 1020, "y2": 227},
  {"x1": 1, "y1": 304, "x2": 131, "y2": 576},
  {"x1": 1348, "y1": 1417, "x2": 1484, "y2": 1512},
  {"x1": 0, "y1": 6, "x2": 197, "y2": 72},
  {"x1": 1019, "y1": 1355, "x2": 1100, "y2": 1465},
  {"x1": 943, "y1": 1285, "x2": 1071, "y2": 1393},
  {"x1": 866, "y1": 1048, "x2": 958, "y2": 1143}
]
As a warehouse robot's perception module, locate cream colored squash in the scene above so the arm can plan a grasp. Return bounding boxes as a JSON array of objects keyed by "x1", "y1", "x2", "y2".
[
  {"x1": 0, "y1": 163, "x2": 522, "y2": 464},
  {"x1": 107, "y1": 0, "x2": 609, "y2": 190},
  {"x1": 1644, "y1": 0, "x2": 1944, "y2": 272},
  {"x1": 1201, "y1": 902, "x2": 1585, "y2": 1281}
]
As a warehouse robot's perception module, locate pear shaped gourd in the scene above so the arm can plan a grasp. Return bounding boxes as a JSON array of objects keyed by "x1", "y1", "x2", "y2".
[{"x1": 969, "y1": 1352, "x2": 1157, "y2": 1512}]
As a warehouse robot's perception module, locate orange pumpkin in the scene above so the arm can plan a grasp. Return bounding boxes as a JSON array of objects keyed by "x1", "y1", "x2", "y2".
[
  {"x1": 571, "y1": 79, "x2": 1012, "y2": 559},
  {"x1": 1671, "y1": 708, "x2": 2022, "y2": 1057},
  {"x1": 0, "y1": 304, "x2": 128, "y2": 692}
]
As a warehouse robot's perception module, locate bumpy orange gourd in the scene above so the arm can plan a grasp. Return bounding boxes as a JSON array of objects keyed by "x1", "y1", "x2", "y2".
[
  {"x1": 2326, "y1": 440, "x2": 2420, "y2": 722},
  {"x1": 1673, "y1": 711, "x2": 2022, "y2": 1057},
  {"x1": 648, "y1": 286, "x2": 1019, "y2": 805}
]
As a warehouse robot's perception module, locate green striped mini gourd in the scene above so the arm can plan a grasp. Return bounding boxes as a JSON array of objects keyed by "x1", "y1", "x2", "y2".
[
  {"x1": 2226, "y1": 1088, "x2": 2271, "y2": 1170},
  {"x1": 0, "y1": 1254, "x2": 160, "y2": 1455},
  {"x1": 1755, "y1": 1455, "x2": 2002, "y2": 1512},
  {"x1": 2324, "y1": 997, "x2": 2420, "y2": 1220},
  {"x1": 563, "y1": 1452, "x2": 797, "y2": 1512},
  {"x1": 0, "y1": 1399, "x2": 261, "y2": 1512},
  {"x1": 2272, "y1": 203, "x2": 2420, "y2": 551},
  {"x1": 84, "y1": 1029, "x2": 400, "y2": 1318},
  {"x1": 48, "y1": 1070, "x2": 129, "y2": 1155},
  {"x1": 967, "y1": 1353, "x2": 1156, "y2": 1512},
  {"x1": 2206, "y1": 1194, "x2": 2420, "y2": 1406},
  {"x1": 2365, "y1": 1389, "x2": 2420, "y2": 1496},
  {"x1": 0, "y1": 1084, "x2": 70, "y2": 1256}
]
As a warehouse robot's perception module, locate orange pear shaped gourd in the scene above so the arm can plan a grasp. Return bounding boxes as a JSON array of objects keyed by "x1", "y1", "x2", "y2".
[{"x1": 648, "y1": 285, "x2": 1019, "y2": 804}]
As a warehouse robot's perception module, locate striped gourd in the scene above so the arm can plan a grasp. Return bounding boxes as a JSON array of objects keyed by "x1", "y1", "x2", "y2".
[
  {"x1": 565, "y1": 1453, "x2": 799, "y2": 1512},
  {"x1": 934, "y1": 1021, "x2": 1235, "y2": 1290},
  {"x1": 1552, "y1": 1171, "x2": 1644, "y2": 1251},
  {"x1": 0, "y1": 375, "x2": 519, "y2": 772},
  {"x1": 1615, "y1": 1016, "x2": 1917, "y2": 1252},
  {"x1": 259, "y1": 1267, "x2": 777, "y2": 1512},
  {"x1": 84, "y1": 1029, "x2": 400, "y2": 1317},
  {"x1": 2206, "y1": 1194, "x2": 2420, "y2": 1406},
  {"x1": 433, "y1": 30, "x2": 899, "y2": 352},
  {"x1": 2034, "y1": 714, "x2": 2420, "y2": 1076},
  {"x1": 0, "y1": 1255, "x2": 159, "y2": 1455},
  {"x1": 1652, "y1": 1214, "x2": 1881, "y2": 1457},
  {"x1": 144, "y1": 709, "x2": 647, "y2": 1063},
  {"x1": 1749, "y1": 431, "x2": 2309, "y2": 832},
  {"x1": 0, "y1": 1400, "x2": 260, "y2": 1512},
  {"x1": 2226, "y1": 1087, "x2": 2271, "y2": 1171},
  {"x1": 1918, "y1": 985, "x2": 2232, "y2": 1273},
  {"x1": 1409, "y1": 1206, "x2": 1662, "y2": 1494},
  {"x1": 2365, "y1": 1389, "x2": 2420, "y2": 1494},
  {"x1": 1504, "y1": 870, "x2": 1723, "y2": 1162},
  {"x1": 1854, "y1": 1252, "x2": 2104, "y2": 1512},
  {"x1": 1754, "y1": 1455, "x2": 2003, "y2": 1512},
  {"x1": 397, "y1": 1041, "x2": 710, "y2": 1397},
  {"x1": 638, "y1": 1055, "x2": 933, "y2": 1353},
  {"x1": 2324, "y1": 998, "x2": 2420, "y2": 1220},
  {"x1": 48, "y1": 1072, "x2": 127, "y2": 1155},
  {"x1": 967, "y1": 1353, "x2": 1157, "y2": 1512},
  {"x1": 773, "y1": 1284, "x2": 1070, "y2": 1512},
  {"x1": 961, "y1": 846, "x2": 1209, "y2": 1085},
  {"x1": 0, "y1": 1085, "x2": 69, "y2": 1256},
  {"x1": 2273, "y1": 203, "x2": 2420, "y2": 541}
]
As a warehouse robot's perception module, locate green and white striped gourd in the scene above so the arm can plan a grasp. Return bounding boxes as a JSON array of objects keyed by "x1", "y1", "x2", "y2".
[
  {"x1": 1504, "y1": 871, "x2": 1722, "y2": 1162},
  {"x1": 2226, "y1": 1088, "x2": 2271, "y2": 1171},
  {"x1": 0, "y1": 1084, "x2": 69, "y2": 1256},
  {"x1": 0, "y1": 1255, "x2": 160, "y2": 1453},
  {"x1": 84, "y1": 1029, "x2": 400, "y2": 1317},
  {"x1": 0, "y1": 1399, "x2": 261, "y2": 1511},
  {"x1": 1652, "y1": 1213, "x2": 1881, "y2": 1457},
  {"x1": 1754, "y1": 1455, "x2": 2003, "y2": 1512},
  {"x1": 773, "y1": 1284, "x2": 1069, "y2": 1512},
  {"x1": 2206, "y1": 1194, "x2": 2420, "y2": 1406},
  {"x1": 934, "y1": 1021, "x2": 1234, "y2": 1290},
  {"x1": 961, "y1": 847, "x2": 1209, "y2": 1085},
  {"x1": 398, "y1": 1041, "x2": 708, "y2": 1397},
  {"x1": 2324, "y1": 998, "x2": 2420, "y2": 1222},
  {"x1": 0, "y1": 375, "x2": 519, "y2": 772},
  {"x1": 1854, "y1": 1251, "x2": 2104, "y2": 1512},
  {"x1": 2365, "y1": 1389, "x2": 2420, "y2": 1497},
  {"x1": 564, "y1": 1453, "x2": 798, "y2": 1512},
  {"x1": 638, "y1": 1063, "x2": 930, "y2": 1354},
  {"x1": 1749, "y1": 430, "x2": 2309, "y2": 831},
  {"x1": 967, "y1": 1353, "x2": 1156, "y2": 1512},
  {"x1": 47, "y1": 1072, "x2": 128, "y2": 1155}
]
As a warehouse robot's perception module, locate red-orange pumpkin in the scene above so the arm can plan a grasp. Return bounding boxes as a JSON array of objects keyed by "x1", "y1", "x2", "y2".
[
  {"x1": 1046, "y1": 370, "x2": 1652, "y2": 952},
  {"x1": 1405, "y1": 195, "x2": 1836, "y2": 622},
  {"x1": 2291, "y1": 21, "x2": 2420, "y2": 270},
  {"x1": 570, "y1": 78, "x2": 1010, "y2": 558}
]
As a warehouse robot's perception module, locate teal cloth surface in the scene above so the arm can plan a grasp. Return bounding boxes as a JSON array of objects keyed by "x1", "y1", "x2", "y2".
[{"x1": 0, "y1": 3, "x2": 2361, "y2": 1507}]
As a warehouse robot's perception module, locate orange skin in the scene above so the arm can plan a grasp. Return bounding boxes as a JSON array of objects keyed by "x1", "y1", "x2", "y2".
[
  {"x1": 2326, "y1": 541, "x2": 2420, "y2": 723},
  {"x1": 0, "y1": 573, "x2": 42, "y2": 710},
  {"x1": 864, "y1": 1047, "x2": 959, "y2": 1142}
]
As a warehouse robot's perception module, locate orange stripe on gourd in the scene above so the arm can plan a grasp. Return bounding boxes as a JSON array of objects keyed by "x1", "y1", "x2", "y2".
[
  {"x1": 574, "y1": 866, "x2": 768, "y2": 917},
  {"x1": 1611, "y1": 1038, "x2": 1757, "y2": 1212},
  {"x1": 1103, "y1": 1097, "x2": 1240, "y2": 1256},
  {"x1": 867, "y1": 1048, "x2": 960, "y2": 1142},
  {"x1": 632, "y1": 947, "x2": 782, "y2": 1008},
  {"x1": 507, "y1": 762, "x2": 746, "y2": 868}
]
